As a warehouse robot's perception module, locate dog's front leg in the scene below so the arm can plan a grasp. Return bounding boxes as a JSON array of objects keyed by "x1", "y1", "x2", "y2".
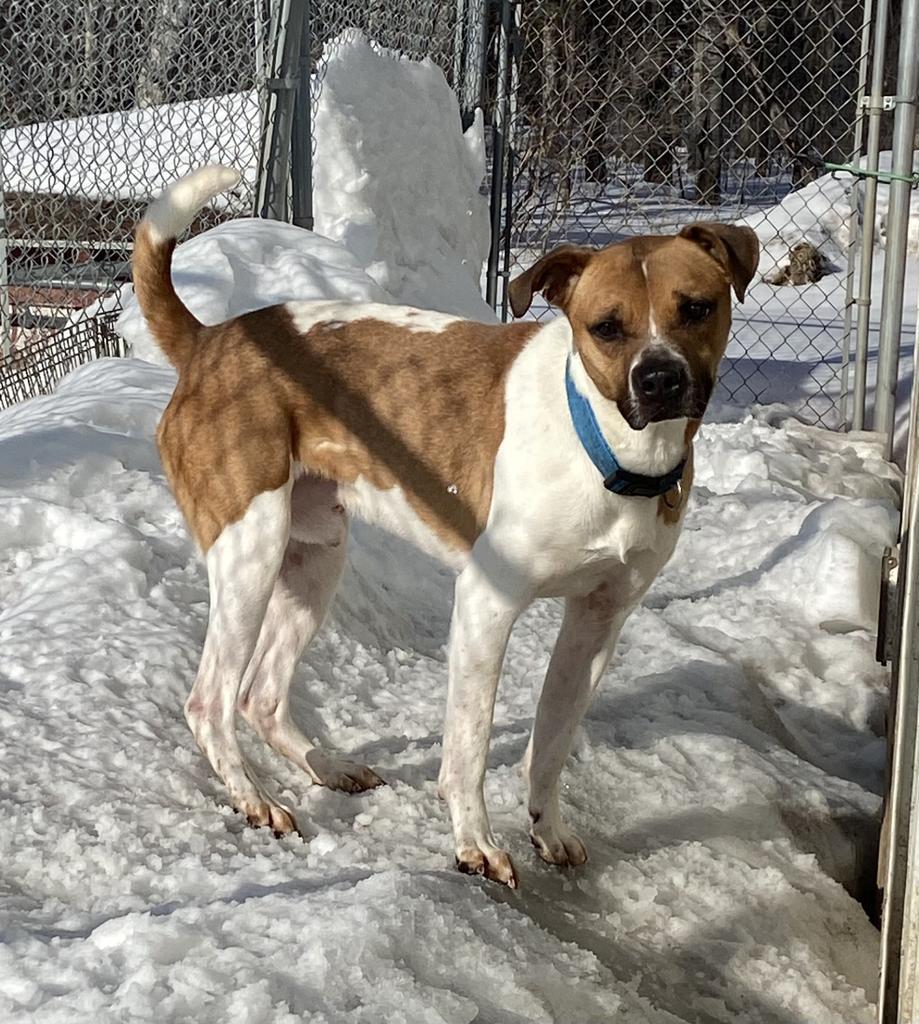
[
  {"x1": 525, "y1": 586, "x2": 631, "y2": 867},
  {"x1": 439, "y1": 562, "x2": 526, "y2": 888}
]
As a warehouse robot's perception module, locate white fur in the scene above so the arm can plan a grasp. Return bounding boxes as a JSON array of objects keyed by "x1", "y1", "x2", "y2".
[
  {"x1": 287, "y1": 299, "x2": 462, "y2": 335},
  {"x1": 337, "y1": 476, "x2": 469, "y2": 571},
  {"x1": 143, "y1": 165, "x2": 241, "y2": 244},
  {"x1": 186, "y1": 478, "x2": 295, "y2": 830},
  {"x1": 569, "y1": 338, "x2": 687, "y2": 478}
]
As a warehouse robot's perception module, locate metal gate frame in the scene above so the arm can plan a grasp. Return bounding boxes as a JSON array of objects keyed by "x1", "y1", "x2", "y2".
[{"x1": 866, "y1": 0, "x2": 919, "y2": 1014}]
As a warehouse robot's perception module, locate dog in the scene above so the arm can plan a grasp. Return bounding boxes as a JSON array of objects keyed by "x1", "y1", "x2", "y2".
[
  {"x1": 766, "y1": 240, "x2": 829, "y2": 286},
  {"x1": 132, "y1": 166, "x2": 758, "y2": 888}
]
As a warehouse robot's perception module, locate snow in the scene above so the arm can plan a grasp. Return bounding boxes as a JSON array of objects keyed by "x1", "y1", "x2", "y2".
[
  {"x1": 0, "y1": 354, "x2": 893, "y2": 1023},
  {"x1": 0, "y1": 30, "x2": 906, "y2": 1024},
  {"x1": 2, "y1": 91, "x2": 261, "y2": 205},
  {"x1": 117, "y1": 219, "x2": 390, "y2": 365},
  {"x1": 313, "y1": 32, "x2": 493, "y2": 321}
]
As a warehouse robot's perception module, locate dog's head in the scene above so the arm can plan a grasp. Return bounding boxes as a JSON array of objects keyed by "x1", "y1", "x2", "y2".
[{"x1": 508, "y1": 224, "x2": 759, "y2": 429}]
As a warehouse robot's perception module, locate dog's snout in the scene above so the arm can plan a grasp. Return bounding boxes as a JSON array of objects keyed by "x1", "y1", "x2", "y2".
[{"x1": 632, "y1": 356, "x2": 687, "y2": 402}]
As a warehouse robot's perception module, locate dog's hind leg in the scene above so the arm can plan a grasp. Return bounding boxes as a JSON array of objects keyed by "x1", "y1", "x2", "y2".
[
  {"x1": 238, "y1": 477, "x2": 384, "y2": 794},
  {"x1": 184, "y1": 480, "x2": 297, "y2": 833}
]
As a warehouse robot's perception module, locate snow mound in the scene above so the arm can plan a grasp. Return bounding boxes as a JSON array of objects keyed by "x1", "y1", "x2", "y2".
[
  {"x1": 737, "y1": 174, "x2": 854, "y2": 278},
  {"x1": 117, "y1": 219, "x2": 389, "y2": 365},
  {"x1": 313, "y1": 30, "x2": 493, "y2": 321},
  {"x1": 737, "y1": 151, "x2": 919, "y2": 279}
]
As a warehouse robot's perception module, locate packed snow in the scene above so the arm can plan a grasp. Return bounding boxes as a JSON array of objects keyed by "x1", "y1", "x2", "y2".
[
  {"x1": 0, "y1": 343, "x2": 895, "y2": 1024},
  {"x1": 0, "y1": 30, "x2": 907, "y2": 1024},
  {"x1": 313, "y1": 32, "x2": 493, "y2": 321}
]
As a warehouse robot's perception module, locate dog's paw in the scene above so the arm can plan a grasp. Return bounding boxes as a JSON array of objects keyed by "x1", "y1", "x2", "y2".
[
  {"x1": 529, "y1": 819, "x2": 588, "y2": 867},
  {"x1": 238, "y1": 796, "x2": 302, "y2": 838},
  {"x1": 305, "y1": 750, "x2": 385, "y2": 793},
  {"x1": 455, "y1": 841, "x2": 519, "y2": 888}
]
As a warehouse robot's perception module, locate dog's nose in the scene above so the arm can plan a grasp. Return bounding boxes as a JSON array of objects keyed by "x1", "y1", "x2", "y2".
[{"x1": 632, "y1": 356, "x2": 688, "y2": 402}]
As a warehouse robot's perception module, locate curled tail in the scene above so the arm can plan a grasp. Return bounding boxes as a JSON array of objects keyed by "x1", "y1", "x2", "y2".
[{"x1": 132, "y1": 165, "x2": 241, "y2": 367}]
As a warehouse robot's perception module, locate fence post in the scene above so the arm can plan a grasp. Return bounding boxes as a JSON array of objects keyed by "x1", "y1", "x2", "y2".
[
  {"x1": 485, "y1": 0, "x2": 514, "y2": 312},
  {"x1": 290, "y1": 0, "x2": 313, "y2": 230},
  {"x1": 0, "y1": 162, "x2": 10, "y2": 357},
  {"x1": 878, "y1": 297, "x2": 919, "y2": 1023},
  {"x1": 840, "y1": 0, "x2": 879, "y2": 430},
  {"x1": 255, "y1": 0, "x2": 307, "y2": 221},
  {"x1": 872, "y1": 0, "x2": 919, "y2": 454}
]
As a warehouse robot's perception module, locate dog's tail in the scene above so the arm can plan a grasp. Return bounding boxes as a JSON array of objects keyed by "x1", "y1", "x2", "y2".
[{"x1": 132, "y1": 165, "x2": 241, "y2": 368}]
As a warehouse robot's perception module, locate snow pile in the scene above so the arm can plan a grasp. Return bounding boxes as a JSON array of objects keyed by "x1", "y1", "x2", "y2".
[
  {"x1": 737, "y1": 173, "x2": 854, "y2": 278},
  {"x1": 313, "y1": 31, "x2": 493, "y2": 320},
  {"x1": 737, "y1": 150, "x2": 919, "y2": 279},
  {"x1": 0, "y1": 352, "x2": 892, "y2": 1021},
  {"x1": 117, "y1": 219, "x2": 389, "y2": 365}
]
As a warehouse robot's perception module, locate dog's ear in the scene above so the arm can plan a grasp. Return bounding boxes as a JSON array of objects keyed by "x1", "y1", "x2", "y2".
[
  {"x1": 508, "y1": 245, "x2": 594, "y2": 317},
  {"x1": 679, "y1": 223, "x2": 760, "y2": 302}
]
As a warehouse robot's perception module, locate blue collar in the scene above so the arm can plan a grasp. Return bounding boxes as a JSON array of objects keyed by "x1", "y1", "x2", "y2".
[{"x1": 565, "y1": 354, "x2": 686, "y2": 498}]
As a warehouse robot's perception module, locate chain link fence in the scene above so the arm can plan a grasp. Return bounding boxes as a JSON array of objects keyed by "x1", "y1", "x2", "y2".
[
  {"x1": 0, "y1": 0, "x2": 486, "y2": 404},
  {"x1": 0, "y1": 0, "x2": 896, "y2": 430},
  {"x1": 1, "y1": 0, "x2": 274, "y2": 392},
  {"x1": 489, "y1": 0, "x2": 876, "y2": 425}
]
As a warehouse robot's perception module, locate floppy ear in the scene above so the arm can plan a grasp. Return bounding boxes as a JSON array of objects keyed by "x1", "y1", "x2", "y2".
[
  {"x1": 679, "y1": 223, "x2": 760, "y2": 302},
  {"x1": 507, "y1": 244, "x2": 594, "y2": 317}
]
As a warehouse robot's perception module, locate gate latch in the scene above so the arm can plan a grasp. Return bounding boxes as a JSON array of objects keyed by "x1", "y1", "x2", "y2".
[{"x1": 877, "y1": 546, "x2": 900, "y2": 666}]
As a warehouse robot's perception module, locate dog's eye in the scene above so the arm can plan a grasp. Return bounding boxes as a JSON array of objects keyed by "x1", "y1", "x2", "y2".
[
  {"x1": 591, "y1": 319, "x2": 623, "y2": 342},
  {"x1": 681, "y1": 299, "x2": 714, "y2": 323}
]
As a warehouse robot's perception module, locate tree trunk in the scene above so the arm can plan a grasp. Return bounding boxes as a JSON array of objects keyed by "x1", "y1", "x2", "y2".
[
  {"x1": 689, "y1": 13, "x2": 724, "y2": 204},
  {"x1": 136, "y1": 0, "x2": 190, "y2": 108}
]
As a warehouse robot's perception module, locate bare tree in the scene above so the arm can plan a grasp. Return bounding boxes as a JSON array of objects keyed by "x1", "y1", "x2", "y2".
[{"x1": 136, "y1": 0, "x2": 191, "y2": 108}]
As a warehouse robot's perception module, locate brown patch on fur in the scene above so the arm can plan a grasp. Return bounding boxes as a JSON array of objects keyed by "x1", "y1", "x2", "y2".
[
  {"x1": 155, "y1": 309, "x2": 538, "y2": 551},
  {"x1": 132, "y1": 222, "x2": 201, "y2": 367}
]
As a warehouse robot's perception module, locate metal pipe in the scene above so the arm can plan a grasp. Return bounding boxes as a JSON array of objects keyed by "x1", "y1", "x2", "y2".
[
  {"x1": 872, "y1": 0, "x2": 919, "y2": 453},
  {"x1": 255, "y1": 0, "x2": 306, "y2": 221},
  {"x1": 853, "y1": 0, "x2": 891, "y2": 429},
  {"x1": 0, "y1": 161, "x2": 11, "y2": 358},
  {"x1": 485, "y1": 0, "x2": 512, "y2": 311},
  {"x1": 291, "y1": 0, "x2": 313, "y2": 230},
  {"x1": 879, "y1": 311, "x2": 919, "y2": 1022},
  {"x1": 499, "y1": 0, "x2": 520, "y2": 322},
  {"x1": 453, "y1": 0, "x2": 465, "y2": 100},
  {"x1": 839, "y1": 0, "x2": 876, "y2": 427}
]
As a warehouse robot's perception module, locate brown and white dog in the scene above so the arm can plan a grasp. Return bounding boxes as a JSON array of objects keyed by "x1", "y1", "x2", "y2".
[{"x1": 133, "y1": 167, "x2": 758, "y2": 888}]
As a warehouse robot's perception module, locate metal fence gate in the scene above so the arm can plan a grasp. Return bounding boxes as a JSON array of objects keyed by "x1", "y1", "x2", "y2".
[{"x1": 484, "y1": 0, "x2": 895, "y2": 429}]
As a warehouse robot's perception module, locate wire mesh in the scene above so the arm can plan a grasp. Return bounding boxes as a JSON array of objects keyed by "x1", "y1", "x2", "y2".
[
  {"x1": 1, "y1": 0, "x2": 877, "y2": 428},
  {"x1": 306, "y1": 0, "x2": 486, "y2": 120},
  {"x1": 497, "y1": 0, "x2": 873, "y2": 427},
  {"x1": 1, "y1": 0, "x2": 272, "y2": 382},
  {"x1": 0, "y1": 311, "x2": 122, "y2": 409}
]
